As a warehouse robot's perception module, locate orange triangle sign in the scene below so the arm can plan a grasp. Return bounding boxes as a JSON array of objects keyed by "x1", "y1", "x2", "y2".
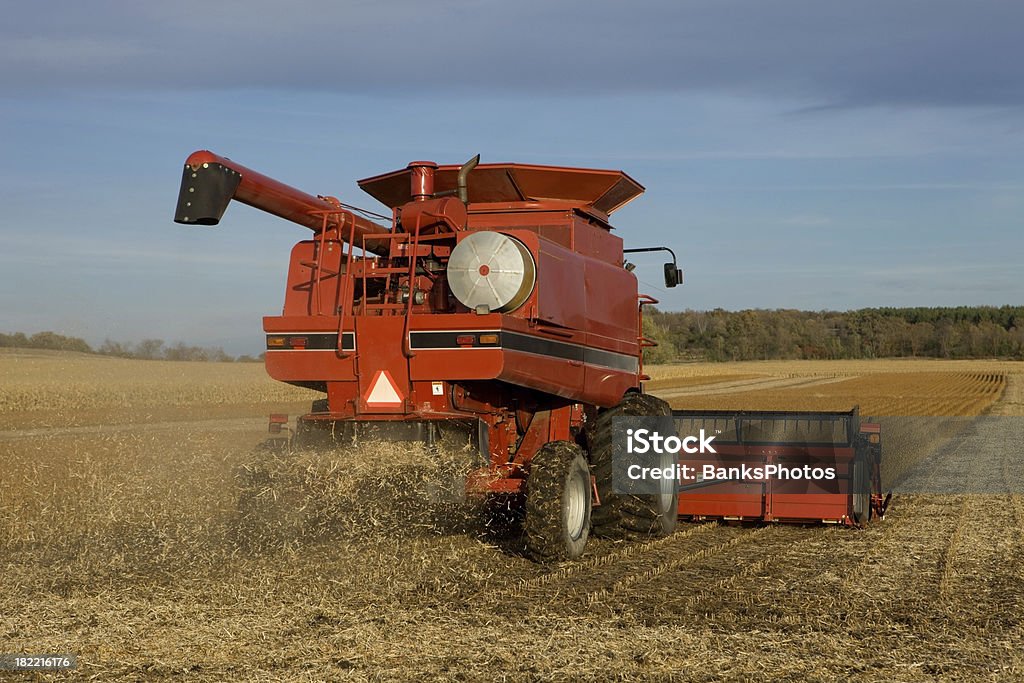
[{"x1": 365, "y1": 370, "x2": 403, "y2": 406}]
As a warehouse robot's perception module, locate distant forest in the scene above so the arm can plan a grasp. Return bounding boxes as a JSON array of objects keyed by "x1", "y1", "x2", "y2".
[
  {"x1": 3, "y1": 305, "x2": 1023, "y2": 363},
  {"x1": 643, "y1": 306, "x2": 1024, "y2": 362},
  {"x1": 0, "y1": 331, "x2": 261, "y2": 362}
]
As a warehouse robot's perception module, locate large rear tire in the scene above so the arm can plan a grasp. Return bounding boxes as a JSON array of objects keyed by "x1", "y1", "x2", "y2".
[
  {"x1": 587, "y1": 392, "x2": 678, "y2": 540},
  {"x1": 524, "y1": 441, "x2": 592, "y2": 561}
]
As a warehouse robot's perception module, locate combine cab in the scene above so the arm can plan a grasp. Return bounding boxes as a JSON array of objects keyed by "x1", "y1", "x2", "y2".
[{"x1": 174, "y1": 150, "x2": 887, "y2": 561}]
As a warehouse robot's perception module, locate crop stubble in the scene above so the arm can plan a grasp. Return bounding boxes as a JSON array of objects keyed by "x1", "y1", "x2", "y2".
[{"x1": 1, "y1": 354, "x2": 1022, "y2": 680}]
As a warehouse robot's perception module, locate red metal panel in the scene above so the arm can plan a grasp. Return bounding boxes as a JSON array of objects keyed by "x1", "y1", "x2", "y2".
[
  {"x1": 265, "y1": 350, "x2": 355, "y2": 384},
  {"x1": 678, "y1": 487, "x2": 766, "y2": 519},
  {"x1": 573, "y1": 217, "x2": 623, "y2": 264},
  {"x1": 500, "y1": 349, "x2": 584, "y2": 401},
  {"x1": 582, "y1": 368, "x2": 635, "y2": 407},
  {"x1": 264, "y1": 315, "x2": 347, "y2": 333},
  {"x1": 537, "y1": 223, "x2": 573, "y2": 251},
  {"x1": 263, "y1": 315, "x2": 356, "y2": 383},
  {"x1": 282, "y1": 241, "x2": 345, "y2": 317},
  {"x1": 466, "y1": 209, "x2": 572, "y2": 231},
  {"x1": 464, "y1": 209, "x2": 623, "y2": 265},
  {"x1": 769, "y1": 495, "x2": 851, "y2": 524},
  {"x1": 584, "y1": 257, "x2": 639, "y2": 341},
  {"x1": 407, "y1": 313, "x2": 505, "y2": 381},
  {"x1": 498, "y1": 316, "x2": 636, "y2": 406},
  {"x1": 354, "y1": 316, "x2": 410, "y2": 414},
  {"x1": 408, "y1": 348, "x2": 504, "y2": 380},
  {"x1": 532, "y1": 236, "x2": 588, "y2": 330}
]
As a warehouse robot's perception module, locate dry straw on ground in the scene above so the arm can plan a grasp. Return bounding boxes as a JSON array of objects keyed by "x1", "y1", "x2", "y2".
[{"x1": 1, "y1": 355, "x2": 1022, "y2": 680}]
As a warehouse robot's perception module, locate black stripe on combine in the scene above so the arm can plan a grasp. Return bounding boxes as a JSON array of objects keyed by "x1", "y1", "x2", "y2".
[
  {"x1": 584, "y1": 346, "x2": 640, "y2": 373},
  {"x1": 266, "y1": 332, "x2": 355, "y2": 351},
  {"x1": 408, "y1": 330, "x2": 501, "y2": 349},
  {"x1": 503, "y1": 332, "x2": 638, "y2": 372},
  {"x1": 501, "y1": 331, "x2": 582, "y2": 361},
  {"x1": 408, "y1": 330, "x2": 638, "y2": 372}
]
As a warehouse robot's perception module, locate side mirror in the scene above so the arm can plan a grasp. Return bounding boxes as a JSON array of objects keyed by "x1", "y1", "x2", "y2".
[
  {"x1": 624, "y1": 246, "x2": 683, "y2": 288},
  {"x1": 664, "y1": 262, "x2": 684, "y2": 288}
]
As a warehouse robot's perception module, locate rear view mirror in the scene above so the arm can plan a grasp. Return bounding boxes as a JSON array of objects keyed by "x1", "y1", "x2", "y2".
[
  {"x1": 664, "y1": 263, "x2": 684, "y2": 288},
  {"x1": 624, "y1": 246, "x2": 683, "y2": 289}
]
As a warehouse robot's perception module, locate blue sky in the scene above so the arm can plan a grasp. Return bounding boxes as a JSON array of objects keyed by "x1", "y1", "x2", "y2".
[{"x1": 1, "y1": 1, "x2": 1022, "y2": 353}]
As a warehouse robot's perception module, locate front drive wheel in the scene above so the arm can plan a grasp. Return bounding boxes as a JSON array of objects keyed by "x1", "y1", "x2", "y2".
[{"x1": 524, "y1": 441, "x2": 592, "y2": 561}]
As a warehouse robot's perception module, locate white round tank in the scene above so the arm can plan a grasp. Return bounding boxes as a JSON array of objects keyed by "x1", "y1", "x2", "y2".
[{"x1": 447, "y1": 232, "x2": 536, "y2": 313}]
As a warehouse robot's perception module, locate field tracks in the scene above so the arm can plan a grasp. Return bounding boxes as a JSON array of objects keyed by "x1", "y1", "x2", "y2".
[
  {"x1": 585, "y1": 526, "x2": 773, "y2": 606},
  {"x1": 469, "y1": 523, "x2": 720, "y2": 605},
  {"x1": 811, "y1": 426, "x2": 972, "y2": 629},
  {"x1": 936, "y1": 496, "x2": 970, "y2": 601},
  {"x1": 0, "y1": 417, "x2": 266, "y2": 440},
  {"x1": 675, "y1": 526, "x2": 825, "y2": 613},
  {"x1": 652, "y1": 374, "x2": 851, "y2": 400},
  {"x1": 990, "y1": 373, "x2": 1024, "y2": 417}
]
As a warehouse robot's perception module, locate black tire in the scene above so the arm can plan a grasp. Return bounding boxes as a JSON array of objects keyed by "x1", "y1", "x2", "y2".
[
  {"x1": 524, "y1": 441, "x2": 592, "y2": 561},
  {"x1": 586, "y1": 392, "x2": 679, "y2": 540},
  {"x1": 851, "y1": 454, "x2": 871, "y2": 525}
]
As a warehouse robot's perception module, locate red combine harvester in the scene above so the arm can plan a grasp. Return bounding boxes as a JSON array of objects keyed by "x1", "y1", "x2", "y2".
[{"x1": 174, "y1": 150, "x2": 888, "y2": 560}]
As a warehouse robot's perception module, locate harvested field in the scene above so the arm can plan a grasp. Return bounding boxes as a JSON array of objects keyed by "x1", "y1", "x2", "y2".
[
  {"x1": 0, "y1": 348, "x2": 315, "y2": 430},
  {"x1": 1, "y1": 355, "x2": 1023, "y2": 680},
  {"x1": 656, "y1": 368, "x2": 1006, "y2": 416}
]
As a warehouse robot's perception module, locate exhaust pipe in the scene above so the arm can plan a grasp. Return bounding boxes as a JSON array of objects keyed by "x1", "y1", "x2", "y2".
[{"x1": 456, "y1": 154, "x2": 480, "y2": 204}]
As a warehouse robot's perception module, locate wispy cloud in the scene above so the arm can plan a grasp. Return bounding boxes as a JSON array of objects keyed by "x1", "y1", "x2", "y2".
[
  {"x1": 2, "y1": 1, "x2": 1022, "y2": 108},
  {"x1": 0, "y1": 36, "x2": 145, "y2": 70},
  {"x1": 777, "y1": 214, "x2": 832, "y2": 228},
  {"x1": 0, "y1": 233, "x2": 281, "y2": 269}
]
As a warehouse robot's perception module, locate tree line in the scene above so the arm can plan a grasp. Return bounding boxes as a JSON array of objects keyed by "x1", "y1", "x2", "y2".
[
  {"x1": 5, "y1": 305, "x2": 1024, "y2": 364},
  {"x1": 0, "y1": 331, "x2": 262, "y2": 362},
  {"x1": 643, "y1": 306, "x2": 1024, "y2": 362}
]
